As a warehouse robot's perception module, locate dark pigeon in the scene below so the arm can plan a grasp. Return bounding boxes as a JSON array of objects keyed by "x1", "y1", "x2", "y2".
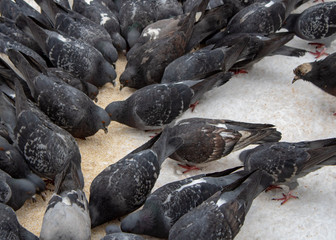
[
  {"x1": 293, "y1": 52, "x2": 336, "y2": 97},
  {"x1": 121, "y1": 167, "x2": 248, "y2": 238},
  {"x1": 211, "y1": 32, "x2": 306, "y2": 70},
  {"x1": 0, "y1": 16, "x2": 45, "y2": 58},
  {"x1": 120, "y1": 1, "x2": 208, "y2": 89},
  {"x1": 168, "y1": 170, "x2": 267, "y2": 240},
  {"x1": 15, "y1": 14, "x2": 116, "y2": 87},
  {"x1": 207, "y1": 0, "x2": 307, "y2": 43},
  {"x1": 0, "y1": 135, "x2": 46, "y2": 193},
  {"x1": 71, "y1": 0, "x2": 127, "y2": 52},
  {"x1": 0, "y1": 0, "x2": 52, "y2": 28},
  {"x1": 163, "y1": 117, "x2": 282, "y2": 165},
  {"x1": 106, "y1": 72, "x2": 232, "y2": 130},
  {"x1": 89, "y1": 132, "x2": 183, "y2": 227},
  {"x1": 40, "y1": 168, "x2": 90, "y2": 240},
  {"x1": 102, "y1": 224, "x2": 145, "y2": 240},
  {"x1": 0, "y1": 202, "x2": 38, "y2": 239},
  {"x1": 0, "y1": 32, "x2": 47, "y2": 68},
  {"x1": 36, "y1": 0, "x2": 118, "y2": 64},
  {"x1": 0, "y1": 66, "x2": 99, "y2": 102},
  {"x1": 0, "y1": 169, "x2": 36, "y2": 211},
  {"x1": 161, "y1": 38, "x2": 247, "y2": 83},
  {"x1": 185, "y1": 2, "x2": 239, "y2": 51},
  {"x1": 239, "y1": 138, "x2": 336, "y2": 203},
  {"x1": 13, "y1": 79, "x2": 84, "y2": 190},
  {"x1": 118, "y1": 0, "x2": 183, "y2": 48},
  {"x1": 6, "y1": 49, "x2": 110, "y2": 139},
  {"x1": 282, "y1": 2, "x2": 336, "y2": 47}
]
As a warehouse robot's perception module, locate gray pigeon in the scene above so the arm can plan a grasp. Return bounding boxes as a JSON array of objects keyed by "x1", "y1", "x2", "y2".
[
  {"x1": 13, "y1": 79, "x2": 84, "y2": 191},
  {"x1": 15, "y1": 14, "x2": 116, "y2": 87},
  {"x1": 106, "y1": 72, "x2": 232, "y2": 130},
  {"x1": 40, "y1": 187, "x2": 90, "y2": 240},
  {"x1": 239, "y1": 138, "x2": 336, "y2": 203},
  {"x1": 282, "y1": 2, "x2": 336, "y2": 47},
  {"x1": 101, "y1": 225, "x2": 145, "y2": 240},
  {"x1": 163, "y1": 118, "x2": 281, "y2": 167},
  {"x1": 168, "y1": 170, "x2": 267, "y2": 240},
  {"x1": 121, "y1": 167, "x2": 249, "y2": 238},
  {"x1": 0, "y1": 202, "x2": 38, "y2": 239},
  {"x1": 161, "y1": 38, "x2": 247, "y2": 83},
  {"x1": 0, "y1": 169, "x2": 36, "y2": 211},
  {"x1": 89, "y1": 132, "x2": 183, "y2": 227},
  {"x1": 6, "y1": 49, "x2": 110, "y2": 139},
  {"x1": 36, "y1": 0, "x2": 118, "y2": 64}
]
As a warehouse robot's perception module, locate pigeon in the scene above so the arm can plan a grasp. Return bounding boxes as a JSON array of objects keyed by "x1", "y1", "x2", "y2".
[
  {"x1": 211, "y1": 32, "x2": 306, "y2": 70},
  {"x1": 36, "y1": 0, "x2": 118, "y2": 64},
  {"x1": 0, "y1": 32, "x2": 47, "y2": 68},
  {"x1": 40, "y1": 166, "x2": 90, "y2": 240},
  {"x1": 0, "y1": 66, "x2": 99, "y2": 102},
  {"x1": 292, "y1": 52, "x2": 336, "y2": 97},
  {"x1": 207, "y1": 0, "x2": 307, "y2": 43},
  {"x1": 101, "y1": 225, "x2": 145, "y2": 240},
  {"x1": 120, "y1": 1, "x2": 208, "y2": 89},
  {"x1": 13, "y1": 79, "x2": 84, "y2": 190},
  {"x1": 0, "y1": 169, "x2": 36, "y2": 211},
  {"x1": 185, "y1": 2, "x2": 239, "y2": 51},
  {"x1": 282, "y1": 2, "x2": 336, "y2": 47},
  {"x1": 0, "y1": 16, "x2": 45, "y2": 58},
  {"x1": 0, "y1": 135, "x2": 46, "y2": 193},
  {"x1": 15, "y1": 14, "x2": 116, "y2": 87},
  {"x1": 163, "y1": 118, "x2": 282, "y2": 166},
  {"x1": 71, "y1": 0, "x2": 127, "y2": 52},
  {"x1": 161, "y1": 38, "x2": 247, "y2": 83},
  {"x1": 89, "y1": 132, "x2": 183, "y2": 227},
  {"x1": 120, "y1": 166, "x2": 249, "y2": 238},
  {"x1": 0, "y1": 202, "x2": 39, "y2": 239},
  {"x1": 118, "y1": 0, "x2": 183, "y2": 48},
  {"x1": 168, "y1": 170, "x2": 266, "y2": 240},
  {"x1": 239, "y1": 138, "x2": 336, "y2": 203},
  {"x1": 0, "y1": 91, "x2": 16, "y2": 141},
  {"x1": 106, "y1": 72, "x2": 232, "y2": 130},
  {"x1": 0, "y1": 0, "x2": 52, "y2": 28},
  {"x1": 5, "y1": 49, "x2": 110, "y2": 139}
]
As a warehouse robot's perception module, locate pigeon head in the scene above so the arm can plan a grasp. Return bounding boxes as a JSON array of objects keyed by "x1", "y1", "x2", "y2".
[
  {"x1": 127, "y1": 27, "x2": 141, "y2": 48},
  {"x1": 105, "y1": 101, "x2": 125, "y2": 123},
  {"x1": 94, "y1": 40, "x2": 118, "y2": 64},
  {"x1": 96, "y1": 61, "x2": 117, "y2": 87},
  {"x1": 111, "y1": 32, "x2": 127, "y2": 53},
  {"x1": 292, "y1": 63, "x2": 313, "y2": 83},
  {"x1": 105, "y1": 224, "x2": 121, "y2": 234},
  {"x1": 7, "y1": 178, "x2": 36, "y2": 210},
  {"x1": 86, "y1": 83, "x2": 99, "y2": 102},
  {"x1": 94, "y1": 107, "x2": 111, "y2": 134},
  {"x1": 119, "y1": 66, "x2": 137, "y2": 89},
  {"x1": 121, "y1": 208, "x2": 156, "y2": 236}
]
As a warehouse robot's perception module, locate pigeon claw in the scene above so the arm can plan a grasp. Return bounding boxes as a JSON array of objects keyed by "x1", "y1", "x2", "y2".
[
  {"x1": 309, "y1": 47, "x2": 329, "y2": 59},
  {"x1": 189, "y1": 101, "x2": 199, "y2": 112},
  {"x1": 272, "y1": 191, "x2": 299, "y2": 205},
  {"x1": 177, "y1": 164, "x2": 201, "y2": 174}
]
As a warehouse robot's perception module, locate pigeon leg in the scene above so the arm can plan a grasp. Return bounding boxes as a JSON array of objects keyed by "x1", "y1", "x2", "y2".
[
  {"x1": 272, "y1": 191, "x2": 299, "y2": 205},
  {"x1": 309, "y1": 47, "x2": 329, "y2": 59},
  {"x1": 308, "y1": 42, "x2": 325, "y2": 49},
  {"x1": 230, "y1": 69, "x2": 248, "y2": 75},
  {"x1": 189, "y1": 101, "x2": 199, "y2": 112},
  {"x1": 313, "y1": 0, "x2": 324, "y2": 2},
  {"x1": 265, "y1": 185, "x2": 283, "y2": 192},
  {"x1": 177, "y1": 163, "x2": 201, "y2": 174}
]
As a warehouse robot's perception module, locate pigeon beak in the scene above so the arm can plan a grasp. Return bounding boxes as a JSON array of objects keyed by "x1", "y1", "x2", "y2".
[
  {"x1": 94, "y1": 97, "x2": 98, "y2": 103},
  {"x1": 292, "y1": 75, "x2": 300, "y2": 84},
  {"x1": 119, "y1": 84, "x2": 124, "y2": 91},
  {"x1": 103, "y1": 127, "x2": 108, "y2": 134}
]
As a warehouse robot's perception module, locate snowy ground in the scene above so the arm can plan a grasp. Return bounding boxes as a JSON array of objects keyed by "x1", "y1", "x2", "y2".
[{"x1": 17, "y1": 0, "x2": 336, "y2": 239}]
